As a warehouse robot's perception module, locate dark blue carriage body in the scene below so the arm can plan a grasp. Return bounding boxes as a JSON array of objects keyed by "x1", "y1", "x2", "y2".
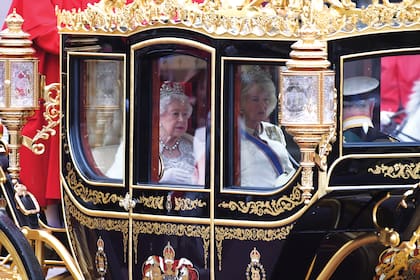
[{"x1": 58, "y1": 3, "x2": 420, "y2": 279}]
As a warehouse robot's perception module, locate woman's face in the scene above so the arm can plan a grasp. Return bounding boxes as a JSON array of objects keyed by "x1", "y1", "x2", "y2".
[
  {"x1": 242, "y1": 84, "x2": 271, "y2": 126},
  {"x1": 160, "y1": 100, "x2": 190, "y2": 138}
]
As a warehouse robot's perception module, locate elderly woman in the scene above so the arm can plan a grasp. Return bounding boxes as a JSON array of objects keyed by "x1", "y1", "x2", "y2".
[
  {"x1": 239, "y1": 66, "x2": 295, "y2": 188},
  {"x1": 159, "y1": 81, "x2": 196, "y2": 185}
]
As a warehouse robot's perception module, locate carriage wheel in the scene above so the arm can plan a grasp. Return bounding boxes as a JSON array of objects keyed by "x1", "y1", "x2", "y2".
[{"x1": 0, "y1": 210, "x2": 44, "y2": 280}]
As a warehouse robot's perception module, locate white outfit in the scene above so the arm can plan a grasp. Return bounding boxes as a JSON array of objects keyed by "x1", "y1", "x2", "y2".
[
  {"x1": 160, "y1": 134, "x2": 195, "y2": 185},
  {"x1": 240, "y1": 121, "x2": 295, "y2": 188},
  {"x1": 105, "y1": 142, "x2": 124, "y2": 179}
]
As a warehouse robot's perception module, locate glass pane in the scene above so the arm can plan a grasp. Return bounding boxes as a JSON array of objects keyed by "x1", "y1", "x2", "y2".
[
  {"x1": 80, "y1": 58, "x2": 124, "y2": 179},
  {"x1": 379, "y1": 54, "x2": 420, "y2": 142},
  {"x1": 233, "y1": 64, "x2": 297, "y2": 189},
  {"x1": 10, "y1": 61, "x2": 34, "y2": 107},
  {"x1": 156, "y1": 54, "x2": 209, "y2": 187},
  {"x1": 343, "y1": 54, "x2": 420, "y2": 143},
  {"x1": 282, "y1": 74, "x2": 320, "y2": 124}
]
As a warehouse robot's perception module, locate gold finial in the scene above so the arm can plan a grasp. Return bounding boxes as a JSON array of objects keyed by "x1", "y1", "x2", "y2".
[
  {"x1": 4, "y1": 9, "x2": 25, "y2": 34},
  {"x1": 0, "y1": 9, "x2": 35, "y2": 57}
]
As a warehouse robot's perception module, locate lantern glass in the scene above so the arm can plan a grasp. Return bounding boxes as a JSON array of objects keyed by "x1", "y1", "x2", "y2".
[
  {"x1": 323, "y1": 73, "x2": 335, "y2": 124},
  {"x1": 10, "y1": 60, "x2": 36, "y2": 108},
  {"x1": 0, "y1": 61, "x2": 5, "y2": 107},
  {"x1": 86, "y1": 60, "x2": 121, "y2": 108},
  {"x1": 281, "y1": 73, "x2": 320, "y2": 124}
]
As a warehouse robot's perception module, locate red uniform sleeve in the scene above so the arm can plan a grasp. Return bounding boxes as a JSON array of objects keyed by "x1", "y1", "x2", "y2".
[
  {"x1": 6, "y1": 0, "x2": 59, "y2": 55},
  {"x1": 380, "y1": 56, "x2": 400, "y2": 113}
]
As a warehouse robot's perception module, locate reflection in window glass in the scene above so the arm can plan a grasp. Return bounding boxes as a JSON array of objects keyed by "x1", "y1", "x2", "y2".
[
  {"x1": 235, "y1": 65, "x2": 296, "y2": 189},
  {"x1": 380, "y1": 54, "x2": 420, "y2": 142},
  {"x1": 156, "y1": 54, "x2": 208, "y2": 187},
  {"x1": 343, "y1": 54, "x2": 420, "y2": 143},
  {"x1": 81, "y1": 59, "x2": 124, "y2": 179}
]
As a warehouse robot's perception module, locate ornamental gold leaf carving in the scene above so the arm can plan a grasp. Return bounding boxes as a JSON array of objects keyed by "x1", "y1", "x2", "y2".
[
  {"x1": 174, "y1": 197, "x2": 207, "y2": 211},
  {"x1": 218, "y1": 186, "x2": 303, "y2": 216},
  {"x1": 137, "y1": 195, "x2": 165, "y2": 210},
  {"x1": 368, "y1": 163, "x2": 420, "y2": 179},
  {"x1": 215, "y1": 225, "x2": 293, "y2": 270},
  {"x1": 64, "y1": 195, "x2": 129, "y2": 261},
  {"x1": 65, "y1": 162, "x2": 123, "y2": 204},
  {"x1": 57, "y1": 0, "x2": 420, "y2": 40},
  {"x1": 133, "y1": 221, "x2": 210, "y2": 267}
]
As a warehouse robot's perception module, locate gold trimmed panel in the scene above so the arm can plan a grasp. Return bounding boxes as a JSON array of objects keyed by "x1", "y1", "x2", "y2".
[
  {"x1": 64, "y1": 194, "x2": 129, "y2": 264},
  {"x1": 133, "y1": 221, "x2": 210, "y2": 268},
  {"x1": 65, "y1": 162, "x2": 124, "y2": 204},
  {"x1": 137, "y1": 195, "x2": 165, "y2": 210},
  {"x1": 215, "y1": 224, "x2": 293, "y2": 270},
  {"x1": 174, "y1": 197, "x2": 207, "y2": 211},
  {"x1": 137, "y1": 195, "x2": 207, "y2": 211},
  {"x1": 368, "y1": 162, "x2": 420, "y2": 179},
  {"x1": 218, "y1": 185, "x2": 304, "y2": 216}
]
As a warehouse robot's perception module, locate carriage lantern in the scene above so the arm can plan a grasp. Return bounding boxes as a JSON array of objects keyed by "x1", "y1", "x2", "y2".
[
  {"x1": 280, "y1": 24, "x2": 337, "y2": 204},
  {"x1": 0, "y1": 9, "x2": 39, "y2": 184}
]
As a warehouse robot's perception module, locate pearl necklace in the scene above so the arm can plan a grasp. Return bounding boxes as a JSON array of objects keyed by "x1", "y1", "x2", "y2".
[{"x1": 160, "y1": 138, "x2": 180, "y2": 154}]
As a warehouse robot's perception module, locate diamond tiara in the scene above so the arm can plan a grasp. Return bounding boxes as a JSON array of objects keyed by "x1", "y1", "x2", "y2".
[
  {"x1": 160, "y1": 81, "x2": 185, "y2": 98},
  {"x1": 240, "y1": 65, "x2": 272, "y2": 84}
]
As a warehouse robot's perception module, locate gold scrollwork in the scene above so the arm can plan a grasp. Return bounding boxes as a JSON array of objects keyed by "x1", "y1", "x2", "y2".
[
  {"x1": 174, "y1": 197, "x2": 207, "y2": 211},
  {"x1": 133, "y1": 221, "x2": 210, "y2": 268},
  {"x1": 368, "y1": 162, "x2": 420, "y2": 179},
  {"x1": 375, "y1": 225, "x2": 420, "y2": 280},
  {"x1": 22, "y1": 82, "x2": 61, "y2": 155},
  {"x1": 137, "y1": 195, "x2": 207, "y2": 211},
  {"x1": 57, "y1": 0, "x2": 420, "y2": 40},
  {"x1": 65, "y1": 162, "x2": 123, "y2": 204},
  {"x1": 215, "y1": 225, "x2": 293, "y2": 270},
  {"x1": 64, "y1": 195, "x2": 129, "y2": 263},
  {"x1": 218, "y1": 185, "x2": 304, "y2": 216},
  {"x1": 137, "y1": 195, "x2": 165, "y2": 210}
]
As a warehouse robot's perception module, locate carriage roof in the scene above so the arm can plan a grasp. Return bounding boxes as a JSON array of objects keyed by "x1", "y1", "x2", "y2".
[{"x1": 56, "y1": 0, "x2": 420, "y2": 40}]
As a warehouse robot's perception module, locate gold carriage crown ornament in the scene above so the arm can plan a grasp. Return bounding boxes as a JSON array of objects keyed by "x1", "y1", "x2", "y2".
[
  {"x1": 246, "y1": 247, "x2": 266, "y2": 280},
  {"x1": 163, "y1": 241, "x2": 176, "y2": 264}
]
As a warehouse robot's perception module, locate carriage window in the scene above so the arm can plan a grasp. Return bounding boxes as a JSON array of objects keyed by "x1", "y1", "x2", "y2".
[
  {"x1": 79, "y1": 58, "x2": 124, "y2": 179},
  {"x1": 343, "y1": 54, "x2": 420, "y2": 144},
  {"x1": 229, "y1": 64, "x2": 297, "y2": 190},
  {"x1": 150, "y1": 54, "x2": 209, "y2": 187}
]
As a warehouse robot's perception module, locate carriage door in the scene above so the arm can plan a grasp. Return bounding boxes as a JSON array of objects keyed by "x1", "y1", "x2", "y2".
[
  {"x1": 62, "y1": 41, "x2": 130, "y2": 279},
  {"x1": 130, "y1": 38, "x2": 214, "y2": 279}
]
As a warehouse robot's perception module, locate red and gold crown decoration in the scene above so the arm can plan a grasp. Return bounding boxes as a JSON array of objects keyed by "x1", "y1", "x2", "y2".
[
  {"x1": 95, "y1": 236, "x2": 108, "y2": 278},
  {"x1": 374, "y1": 225, "x2": 420, "y2": 280},
  {"x1": 142, "y1": 241, "x2": 199, "y2": 280},
  {"x1": 250, "y1": 247, "x2": 261, "y2": 264},
  {"x1": 163, "y1": 241, "x2": 176, "y2": 264},
  {"x1": 246, "y1": 247, "x2": 266, "y2": 280}
]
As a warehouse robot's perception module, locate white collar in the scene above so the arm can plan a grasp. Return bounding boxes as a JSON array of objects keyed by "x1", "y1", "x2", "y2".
[{"x1": 343, "y1": 116, "x2": 374, "y2": 133}]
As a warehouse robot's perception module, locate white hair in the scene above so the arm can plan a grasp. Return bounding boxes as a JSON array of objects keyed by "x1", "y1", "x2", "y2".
[{"x1": 160, "y1": 94, "x2": 193, "y2": 117}]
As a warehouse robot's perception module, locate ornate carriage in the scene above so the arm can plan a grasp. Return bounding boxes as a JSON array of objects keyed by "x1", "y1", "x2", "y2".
[{"x1": 0, "y1": 0, "x2": 419, "y2": 279}]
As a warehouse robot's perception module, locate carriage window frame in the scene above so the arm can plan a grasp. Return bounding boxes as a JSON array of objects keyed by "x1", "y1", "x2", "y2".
[
  {"x1": 131, "y1": 38, "x2": 214, "y2": 191},
  {"x1": 340, "y1": 50, "x2": 420, "y2": 155},
  {"x1": 220, "y1": 58, "x2": 299, "y2": 194},
  {"x1": 67, "y1": 52, "x2": 126, "y2": 184}
]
